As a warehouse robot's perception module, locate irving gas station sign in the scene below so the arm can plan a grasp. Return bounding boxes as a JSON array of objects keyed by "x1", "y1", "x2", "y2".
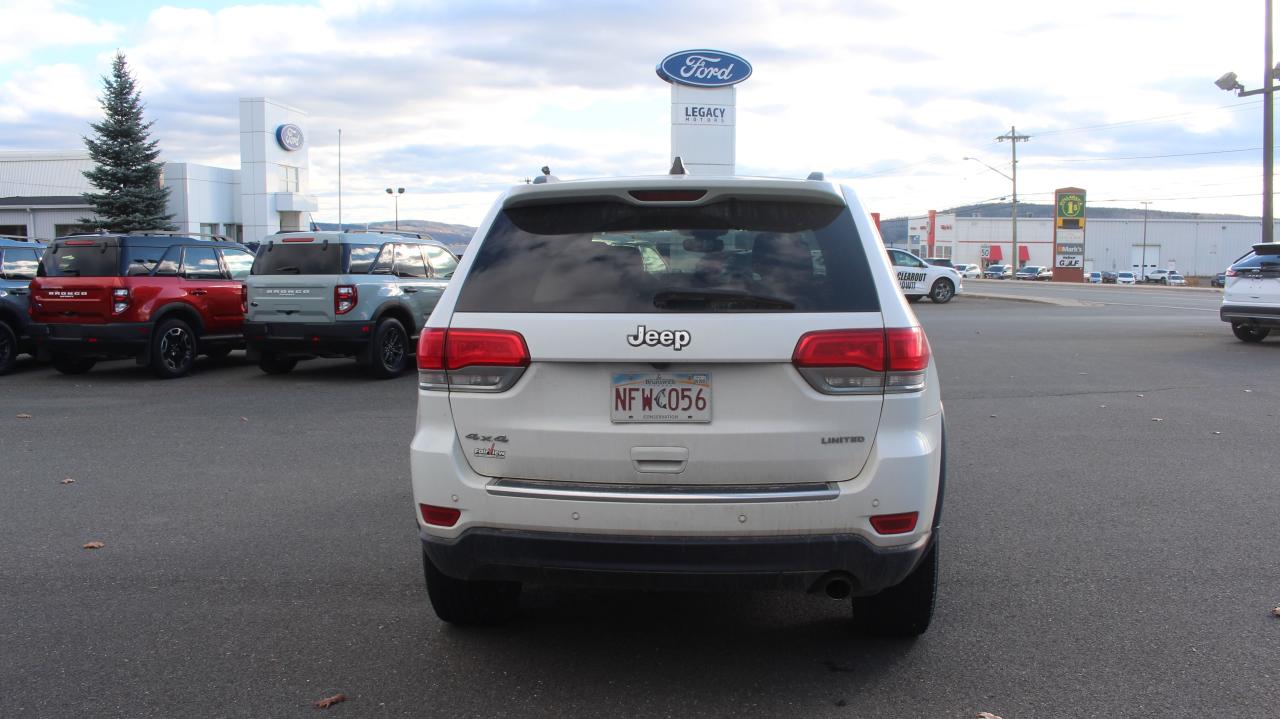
[{"x1": 1053, "y1": 187, "x2": 1086, "y2": 282}]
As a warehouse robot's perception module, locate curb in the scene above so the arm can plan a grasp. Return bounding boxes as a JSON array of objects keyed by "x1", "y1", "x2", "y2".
[{"x1": 963, "y1": 292, "x2": 1094, "y2": 308}]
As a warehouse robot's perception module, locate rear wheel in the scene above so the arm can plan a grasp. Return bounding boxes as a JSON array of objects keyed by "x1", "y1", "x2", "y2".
[
  {"x1": 929, "y1": 278, "x2": 954, "y2": 304},
  {"x1": 52, "y1": 354, "x2": 96, "y2": 375},
  {"x1": 258, "y1": 352, "x2": 298, "y2": 374},
  {"x1": 369, "y1": 318, "x2": 409, "y2": 378},
  {"x1": 0, "y1": 322, "x2": 16, "y2": 375},
  {"x1": 1232, "y1": 323, "x2": 1271, "y2": 343},
  {"x1": 423, "y1": 551, "x2": 520, "y2": 626},
  {"x1": 851, "y1": 539, "x2": 938, "y2": 637},
  {"x1": 151, "y1": 318, "x2": 197, "y2": 379}
]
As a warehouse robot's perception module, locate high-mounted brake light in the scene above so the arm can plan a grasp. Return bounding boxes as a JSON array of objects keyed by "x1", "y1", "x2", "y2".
[
  {"x1": 417, "y1": 328, "x2": 529, "y2": 392},
  {"x1": 111, "y1": 287, "x2": 130, "y2": 314},
  {"x1": 281, "y1": 237, "x2": 314, "y2": 243},
  {"x1": 628, "y1": 190, "x2": 708, "y2": 202},
  {"x1": 792, "y1": 327, "x2": 930, "y2": 394},
  {"x1": 334, "y1": 285, "x2": 357, "y2": 314},
  {"x1": 63, "y1": 240, "x2": 95, "y2": 246}
]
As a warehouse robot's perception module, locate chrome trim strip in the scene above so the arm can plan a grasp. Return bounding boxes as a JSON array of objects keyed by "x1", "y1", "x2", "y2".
[{"x1": 486, "y1": 478, "x2": 840, "y2": 504}]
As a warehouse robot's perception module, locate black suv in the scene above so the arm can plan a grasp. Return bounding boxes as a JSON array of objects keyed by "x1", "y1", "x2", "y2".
[{"x1": 0, "y1": 237, "x2": 47, "y2": 374}]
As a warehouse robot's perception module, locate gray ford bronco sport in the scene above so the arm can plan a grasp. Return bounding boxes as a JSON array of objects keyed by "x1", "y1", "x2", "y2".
[
  {"x1": 245, "y1": 231, "x2": 457, "y2": 377},
  {"x1": 0, "y1": 236, "x2": 46, "y2": 375}
]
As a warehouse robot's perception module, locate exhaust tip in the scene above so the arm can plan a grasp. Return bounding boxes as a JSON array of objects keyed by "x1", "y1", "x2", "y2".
[{"x1": 824, "y1": 578, "x2": 853, "y2": 600}]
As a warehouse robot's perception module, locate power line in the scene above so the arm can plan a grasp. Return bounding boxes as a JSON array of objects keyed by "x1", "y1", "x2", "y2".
[
  {"x1": 1033, "y1": 100, "x2": 1262, "y2": 137},
  {"x1": 1046, "y1": 147, "x2": 1262, "y2": 163}
]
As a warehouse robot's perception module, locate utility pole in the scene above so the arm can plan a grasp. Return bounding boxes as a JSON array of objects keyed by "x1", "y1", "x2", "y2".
[
  {"x1": 996, "y1": 126, "x2": 1031, "y2": 269},
  {"x1": 1140, "y1": 201, "x2": 1151, "y2": 281},
  {"x1": 337, "y1": 129, "x2": 342, "y2": 231},
  {"x1": 1266, "y1": 0, "x2": 1274, "y2": 243}
]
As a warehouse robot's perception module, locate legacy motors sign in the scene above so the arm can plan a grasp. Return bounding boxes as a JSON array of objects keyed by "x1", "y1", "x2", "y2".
[{"x1": 656, "y1": 50, "x2": 752, "y2": 88}]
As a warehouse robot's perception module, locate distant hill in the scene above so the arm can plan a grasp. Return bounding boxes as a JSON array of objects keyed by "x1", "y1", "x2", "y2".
[
  {"x1": 312, "y1": 220, "x2": 476, "y2": 253},
  {"x1": 877, "y1": 203, "x2": 1256, "y2": 245}
]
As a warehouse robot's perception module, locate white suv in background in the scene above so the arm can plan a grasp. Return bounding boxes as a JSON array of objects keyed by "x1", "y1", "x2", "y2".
[
  {"x1": 409, "y1": 172, "x2": 945, "y2": 635},
  {"x1": 1221, "y1": 243, "x2": 1280, "y2": 342}
]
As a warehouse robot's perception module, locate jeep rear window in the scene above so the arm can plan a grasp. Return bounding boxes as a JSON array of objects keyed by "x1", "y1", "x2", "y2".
[
  {"x1": 455, "y1": 200, "x2": 880, "y2": 313},
  {"x1": 251, "y1": 243, "x2": 344, "y2": 275},
  {"x1": 39, "y1": 243, "x2": 120, "y2": 277}
]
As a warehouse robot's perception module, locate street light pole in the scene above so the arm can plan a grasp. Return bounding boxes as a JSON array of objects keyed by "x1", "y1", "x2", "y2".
[
  {"x1": 996, "y1": 127, "x2": 1030, "y2": 268},
  {"x1": 1140, "y1": 201, "x2": 1151, "y2": 281},
  {"x1": 385, "y1": 187, "x2": 405, "y2": 231}
]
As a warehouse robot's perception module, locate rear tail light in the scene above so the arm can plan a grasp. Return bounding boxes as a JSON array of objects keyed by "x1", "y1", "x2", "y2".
[
  {"x1": 334, "y1": 285, "x2": 357, "y2": 314},
  {"x1": 420, "y1": 503, "x2": 461, "y2": 527},
  {"x1": 417, "y1": 328, "x2": 529, "y2": 392},
  {"x1": 792, "y1": 327, "x2": 930, "y2": 394},
  {"x1": 239, "y1": 285, "x2": 248, "y2": 314},
  {"x1": 111, "y1": 287, "x2": 130, "y2": 314},
  {"x1": 1225, "y1": 267, "x2": 1238, "y2": 277},
  {"x1": 870, "y1": 512, "x2": 918, "y2": 535}
]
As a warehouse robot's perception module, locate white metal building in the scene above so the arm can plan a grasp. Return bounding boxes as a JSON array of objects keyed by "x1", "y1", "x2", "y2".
[
  {"x1": 902, "y1": 211, "x2": 1278, "y2": 277},
  {"x1": 0, "y1": 97, "x2": 316, "y2": 245}
]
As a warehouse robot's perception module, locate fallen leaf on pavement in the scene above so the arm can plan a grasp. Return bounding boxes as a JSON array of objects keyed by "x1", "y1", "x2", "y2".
[
  {"x1": 60, "y1": 478, "x2": 75, "y2": 485},
  {"x1": 1151, "y1": 417, "x2": 1163, "y2": 422},
  {"x1": 82, "y1": 541, "x2": 105, "y2": 549},
  {"x1": 1244, "y1": 389, "x2": 1253, "y2": 393},
  {"x1": 977, "y1": 713, "x2": 1003, "y2": 719},
  {"x1": 16, "y1": 413, "x2": 32, "y2": 419},
  {"x1": 240, "y1": 416, "x2": 248, "y2": 422},
  {"x1": 314, "y1": 693, "x2": 346, "y2": 709},
  {"x1": 1212, "y1": 431, "x2": 1222, "y2": 435},
  {"x1": 1272, "y1": 607, "x2": 1280, "y2": 617}
]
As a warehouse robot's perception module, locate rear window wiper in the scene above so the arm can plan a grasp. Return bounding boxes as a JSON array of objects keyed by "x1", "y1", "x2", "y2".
[
  {"x1": 652, "y1": 289, "x2": 796, "y2": 311},
  {"x1": 270, "y1": 266, "x2": 301, "y2": 274}
]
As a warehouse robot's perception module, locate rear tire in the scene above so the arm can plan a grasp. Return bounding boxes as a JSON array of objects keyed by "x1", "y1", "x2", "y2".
[
  {"x1": 1232, "y1": 323, "x2": 1270, "y2": 343},
  {"x1": 423, "y1": 550, "x2": 520, "y2": 626},
  {"x1": 929, "y1": 279, "x2": 955, "y2": 304},
  {"x1": 0, "y1": 322, "x2": 16, "y2": 375},
  {"x1": 151, "y1": 318, "x2": 197, "y2": 379},
  {"x1": 258, "y1": 352, "x2": 298, "y2": 374},
  {"x1": 369, "y1": 318, "x2": 409, "y2": 378},
  {"x1": 52, "y1": 355, "x2": 96, "y2": 375},
  {"x1": 851, "y1": 539, "x2": 938, "y2": 637}
]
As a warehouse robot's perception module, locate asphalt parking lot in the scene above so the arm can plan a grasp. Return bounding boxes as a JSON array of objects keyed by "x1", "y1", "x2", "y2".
[{"x1": 2, "y1": 297, "x2": 1278, "y2": 718}]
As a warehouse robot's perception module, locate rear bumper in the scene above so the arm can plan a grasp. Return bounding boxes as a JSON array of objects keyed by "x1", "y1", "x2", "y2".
[
  {"x1": 30, "y1": 322, "x2": 150, "y2": 358},
  {"x1": 244, "y1": 320, "x2": 372, "y2": 357},
  {"x1": 1220, "y1": 304, "x2": 1280, "y2": 327},
  {"x1": 423, "y1": 527, "x2": 932, "y2": 593}
]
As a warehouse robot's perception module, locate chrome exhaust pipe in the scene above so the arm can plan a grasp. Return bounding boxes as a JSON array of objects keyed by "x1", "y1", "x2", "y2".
[{"x1": 823, "y1": 576, "x2": 853, "y2": 600}]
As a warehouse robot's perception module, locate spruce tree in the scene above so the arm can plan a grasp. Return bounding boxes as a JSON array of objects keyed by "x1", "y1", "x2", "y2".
[{"x1": 81, "y1": 52, "x2": 174, "y2": 231}]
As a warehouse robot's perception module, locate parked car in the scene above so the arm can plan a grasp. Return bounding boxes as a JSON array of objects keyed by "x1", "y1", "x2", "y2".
[
  {"x1": 888, "y1": 247, "x2": 963, "y2": 304},
  {"x1": 984, "y1": 264, "x2": 1011, "y2": 279},
  {"x1": 924, "y1": 257, "x2": 954, "y2": 269},
  {"x1": 1101, "y1": 271, "x2": 1118, "y2": 284},
  {"x1": 1036, "y1": 267, "x2": 1053, "y2": 281},
  {"x1": 29, "y1": 232, "x2": 255, "y2": 378},
  {"x1": 411, "y1": 173, "x2": 944, "y2": 635},
  {"x1": 1144, "y1": 268, "x2": 1176, "y2": 284},
  {"x1": 1014, "y1": 265, "x2": 1043, "y2": 280},
  {"x1": 244, "y1": 230, "x2": 457, "y2": 377},
  {"x1": 0, "y1": 237, "x2": 47, "y2": 374},
  {"x1": 1167, "y1": 273, "x2": 1187, "y2": 286},
  {"x1": 1087, "y1": 271, "x2": 1102, "y2": 284},
  {"x1": 1116, "y1": 271, "x2": 1137, "y2": 285},
  {"x1": 1220, "y1": 243, "x2": 1280, "y2": 342},
  {"x1": 953, "y1": 263, "x2": 981, "y2": 279},
  {"x1": 1211, "y1": 272, "x2": 1226, "y2": 288}
]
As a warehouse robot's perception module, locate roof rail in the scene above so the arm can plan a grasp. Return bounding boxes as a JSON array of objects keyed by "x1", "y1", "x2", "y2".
[
  {"x1": 126, "y1": 230, "x2": 232, "y2": 243},
  {"x1": 348, "y1": 229, "x2": 432, "y2": 240},
  {"x1": 0, "y1": 234, "x2": 48, "y2": 243}
]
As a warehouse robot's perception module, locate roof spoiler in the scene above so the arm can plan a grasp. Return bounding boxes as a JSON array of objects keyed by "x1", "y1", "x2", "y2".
[{"x1": 1252, "y1": 242, "x2": 1280, "y2": 255}]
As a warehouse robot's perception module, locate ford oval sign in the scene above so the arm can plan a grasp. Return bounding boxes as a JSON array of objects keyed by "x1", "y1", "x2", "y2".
[
  {"x1": 275, "y1": 124, "x2": 305, "y2": 152},
  {"x1": 656, "y1": 49, "x2": 752, "y2": 88}
]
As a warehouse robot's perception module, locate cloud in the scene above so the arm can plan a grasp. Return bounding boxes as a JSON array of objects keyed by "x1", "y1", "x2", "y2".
[{"x1": 0, "y1": 0, "x2": 120, "y2": 64}]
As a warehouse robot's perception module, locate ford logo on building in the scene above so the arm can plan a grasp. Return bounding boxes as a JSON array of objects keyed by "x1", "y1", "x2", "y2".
[
  {"x1": 656, "y1": 49, "x2": 752, "y2": 88},
  {"x1": 275, "y1": 124, "x2": 305, "y2": 152}
]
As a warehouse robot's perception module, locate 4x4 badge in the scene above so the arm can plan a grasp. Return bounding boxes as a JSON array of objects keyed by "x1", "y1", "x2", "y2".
[{"x1": 626, "y1": 325, "x2": 691, "y2": 351}]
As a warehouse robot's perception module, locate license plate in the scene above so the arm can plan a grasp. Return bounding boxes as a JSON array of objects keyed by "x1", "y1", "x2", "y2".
[
  {"x1": 611, "y1": 372, "x2": 711, "y2": 423},
  {"x1": 52, "y1": 325, "x2": 83, "y2": 339},
  {"x1": 271, "y1": 324, "x2": 303, "y2": 339}
]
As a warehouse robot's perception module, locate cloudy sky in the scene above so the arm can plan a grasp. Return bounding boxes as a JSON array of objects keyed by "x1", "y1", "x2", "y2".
[{"x1": 0, "y1": 0, "x2": 1274, "y2": 225}]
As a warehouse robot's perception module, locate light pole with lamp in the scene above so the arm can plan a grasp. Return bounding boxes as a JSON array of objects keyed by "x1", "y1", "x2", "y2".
[
  {"x1": 1139, "y1": 201, "x2": 1152, "y2": 281},
  {"x1": 1215, "y1": 0, "x2": 1279, "y2": 244},
  {"x1": 385, "y1": 187, "x2": 405, "y2": 231},
  {"x1": 964, "y1": 148, "x2": 1025, "y2": 271}
]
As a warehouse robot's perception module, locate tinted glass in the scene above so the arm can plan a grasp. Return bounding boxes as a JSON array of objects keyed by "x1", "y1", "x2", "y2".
[
  {"x1": 1232, "y1": 252, "x2": 1280, "y2": 271},
  {"x1": 423, "y1": 244, "x2": 458, "y2": 279},
  {"x1": 890, "y1": 250, "x2": 926, "y2": 269},
  {"x1": 395, "y1": 244, "x2": 428, "y2": 278},
  {"x1": 156, "y1": 245, "x2": 181, "y2": 276},
  {"x1": 251, "y1": 243, "x2": 343, "y2": 275},
  {"x1": 123, "y1": 244, "x2": 167, "y2": 276},
  {"x1": 181, "y1": 246, "x2": 223, "y2": 279},
  {"x1": 346, "y1": 244, "x2": 383, "y2": 273},
  {"x1": 455, "y1": 200, "x2": 879, "y2": 313},
  {"x1": 221, "y1": 248, "x2": 254, "y2": 280},
  {"x1": 2, "y1": 249, "x2": 40, "y2": 280},
  {"x1": 39, "y1": 242, "x2": 120, "y2": 277}
]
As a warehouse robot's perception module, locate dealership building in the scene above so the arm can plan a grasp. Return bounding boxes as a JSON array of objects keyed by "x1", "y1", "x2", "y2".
[
  {"x1": 0, "y1": 97, "x2": 316, "y2": 245},
  {"x1": 900, "y1": 210, "x2": 1277, "y2": 278}
]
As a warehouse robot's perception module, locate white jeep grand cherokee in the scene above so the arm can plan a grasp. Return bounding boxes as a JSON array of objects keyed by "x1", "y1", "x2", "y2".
[{"x1": 410, "y1": 172, "x2": 945, "y2": 635}]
